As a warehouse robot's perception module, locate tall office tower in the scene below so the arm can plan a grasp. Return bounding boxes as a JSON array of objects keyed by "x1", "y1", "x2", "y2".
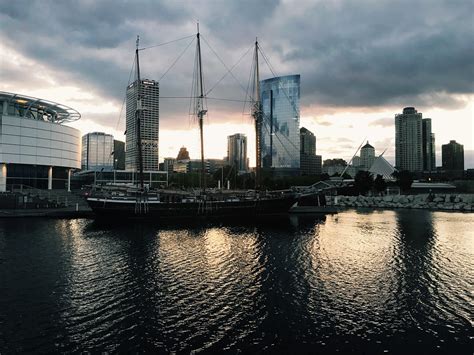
[
  {"x1": 260, "y1": 75, "x2": 300, "y2": 174},
  {"x1": 300, "y1": 127, "x2": 316, "y2": 155},
  {"x1": 395, "y1": 107, "x2": 423, "y2": 172},
  {"x1": 315, "y1": 155, "x2": 322, "y2": 175},
  {"x1": 422, "y1": 118, "x2": 436, "y2": 171},
  {"x1": 113, "y1": 140, "x2": 125, "y2": 170},
  {"x1": 300, "y1": 127, "x2": 319, "y2": 175},
  {"x1": 81, "y1": 132, "x2": 114, "y2": 171},
  {"x1": 360, "y1": 141, "x2": 375, "y2": 170},
  {"x1": 442, "y1": 140, "x2": 464, "y2": 171},
  {"x1": 125, "y1": 79, "x2": 159, "y2": 171},
  {"x1": 227, "y1": 133, "x2": 248, "y2": 173}
]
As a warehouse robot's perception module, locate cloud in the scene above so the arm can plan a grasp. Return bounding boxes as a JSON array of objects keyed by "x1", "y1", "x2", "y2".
[
  {"x1": 1, "y1": 0, "x2": 473, "y2": 129},
  {"x1": 369, "y1": 117, "x2": 393, "y2": 127}
]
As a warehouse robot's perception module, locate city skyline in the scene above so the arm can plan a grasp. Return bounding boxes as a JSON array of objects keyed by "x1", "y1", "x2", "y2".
[{"x1": 1, "y1": 1, "x2": 472, "y2": 168}]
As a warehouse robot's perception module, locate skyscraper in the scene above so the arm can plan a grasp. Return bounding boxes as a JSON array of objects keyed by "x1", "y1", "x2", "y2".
[
  {"x1": 113, "y1": 140, "x2": 125, "y2": 170},
  {"x1": 300, "y1": 127, "x2": 319, "y2": 175},
  {"x1": 227, "y1": 133, "x2": 248, "y2": 173},
  {"x1": 422, "y1": 118, "x2": 436, "y2": 171},
  {"x1": 395, "y1": 107, "x2": 423, "y2": 172},
  {"x1": 260, "y1": 75, "x2": 300, "y2": 174},
  {"x1": 125, "y1": 79, "x2": 159, "y2": 171},
  {"x1": 360, "y1": 141, "x2": 375, "y2": 170},
  {"x1": 442, "y1": 140, "x2": 464, "y2": 171},
  {"x1": 81, "y1": 132, "x2": 114, "y2": 171}
]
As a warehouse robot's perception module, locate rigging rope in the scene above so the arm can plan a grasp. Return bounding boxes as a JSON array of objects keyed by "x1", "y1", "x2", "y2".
[
  {"x1": 201, "y1": 35, "x2": 253, "y2": 102},
  {"x1": 258, "y1": 44, "x2": 299, "y2": 119},
  {"x1": 158, "y1": 37, "x2": 195, "y2": 82},
  {"x1": 139, "y1": 34, "x2": 195, "y2": 50},
  {"x1": 115, "y1": 56, "x2": 136, "y2": 130}
]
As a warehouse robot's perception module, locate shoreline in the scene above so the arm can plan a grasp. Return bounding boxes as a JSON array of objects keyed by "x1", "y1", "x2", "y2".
[
  {"x1": 330, "y1": 193, "x2": 474, "y2": 212},
  {"x1": 1, "y1": 192, "x2": 473, "y2": 219},
  {"x1": 0, "y1": 207, "x2": 94, "y2": 219}
]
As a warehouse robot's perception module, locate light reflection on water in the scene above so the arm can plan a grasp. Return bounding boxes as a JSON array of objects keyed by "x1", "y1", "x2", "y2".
[{"x1": 0, "y1": 210, "x2": 472, "y2": 353}]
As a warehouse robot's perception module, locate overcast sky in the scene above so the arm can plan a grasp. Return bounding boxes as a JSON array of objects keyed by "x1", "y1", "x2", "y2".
[{"x1": 1, "y1": 0, "x2": 473, "y2": 167}]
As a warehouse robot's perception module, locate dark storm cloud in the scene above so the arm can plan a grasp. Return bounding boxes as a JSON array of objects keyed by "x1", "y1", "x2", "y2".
[
  {"x1": 1, "y1": 0, "x2": 473, "y2": 126},
  {"x1": 274, "y1": 0, "x2": 474, "y2": 109}
]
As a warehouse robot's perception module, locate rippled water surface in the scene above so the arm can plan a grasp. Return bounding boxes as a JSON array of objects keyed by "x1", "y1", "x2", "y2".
[{"x1": 0, "y1": 210, "x2": 473, "y2": 353}]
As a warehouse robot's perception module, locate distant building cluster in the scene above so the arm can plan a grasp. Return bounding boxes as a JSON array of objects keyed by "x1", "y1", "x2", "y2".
[
  {"x1": 395, "y1": 107, "x2": 464, "y2": 174},
  {"x1": 395, "y1": 107, "x2": 435, "y2": 172},
  {"x1": 46, "y1": 75, "x2": 470, "y2": 188}
]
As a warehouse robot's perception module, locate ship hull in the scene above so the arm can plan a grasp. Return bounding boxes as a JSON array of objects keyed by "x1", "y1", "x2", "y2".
[{"x1": 87, "y1": 196, "x2": 297, "y2": 220}]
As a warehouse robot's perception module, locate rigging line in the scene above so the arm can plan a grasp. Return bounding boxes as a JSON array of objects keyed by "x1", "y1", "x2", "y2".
[
  {"x1": 158, "y1": 37, "x2": 196, "y2": 82},
  {"x1": 205, "y1": 42, "x2": 254, "y2": 96},
  {"x1": 258, "y1": 44, "x2": 299, "y2": 118},
  {"x1": 243, "y1": 50, "x2": 255, "y2": 116},
  {"x1": 200, "y1": 35, "x2": 254, "y2": 102},
  {"x1": 260, "y1": 107, "x2": 300, "y2": 152},
  {"x1": 261, "y1": 117, "x2": 297, "y2": 161},
  {"x1": 208, "y1": 97, "x2": 251, "y2": 103},
  {"x1": 139, "y1": 34, "x2": 195, "y2": 50},
  {"x1": 189, "y1": 41, "x2": 198, "y2": 118},
  {"x1": 116, "y1": 56, "x2": 136, "y2": 130}
]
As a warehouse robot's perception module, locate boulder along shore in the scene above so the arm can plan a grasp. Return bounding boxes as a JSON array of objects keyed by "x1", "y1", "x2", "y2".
[{"x1": 330, "y1": 194, "x2": 474, "y2": 212}]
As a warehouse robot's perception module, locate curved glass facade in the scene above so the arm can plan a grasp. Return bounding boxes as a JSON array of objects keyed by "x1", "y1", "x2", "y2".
[{"x1": 260, "y1": 75, "x2": 300, "y2": 169}]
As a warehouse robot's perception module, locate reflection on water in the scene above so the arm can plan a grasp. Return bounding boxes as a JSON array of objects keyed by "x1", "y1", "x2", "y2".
[{"x1": 0, "y1": 211, "x2": 472, "y2": 353}]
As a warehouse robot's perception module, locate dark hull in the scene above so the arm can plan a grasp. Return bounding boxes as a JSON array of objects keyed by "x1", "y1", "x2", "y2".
[{"x1": 87, "y1": 196, "x2": 297, "y2": 220}]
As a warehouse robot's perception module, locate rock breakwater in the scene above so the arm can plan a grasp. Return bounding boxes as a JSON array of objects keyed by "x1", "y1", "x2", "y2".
[{"x1": 331, "y1": 193, "x2": 474, "y2": 212}]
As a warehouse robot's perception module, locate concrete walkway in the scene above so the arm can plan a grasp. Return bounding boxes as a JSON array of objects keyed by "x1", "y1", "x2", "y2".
[{"x1": 0, "y1": 206, "x2": 93, "y2": 218}]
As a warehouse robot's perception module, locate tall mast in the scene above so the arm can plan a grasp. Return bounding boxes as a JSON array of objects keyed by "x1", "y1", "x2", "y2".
[
  {"x1": 252, "y1": 39, "x2": 262, "y2": 190},
  {"x1": 135, "y1": 35, "x2": 145, "y2": 191},
  {"x1": 196, "y1": 23, "x2": 207, "y2": 194}
]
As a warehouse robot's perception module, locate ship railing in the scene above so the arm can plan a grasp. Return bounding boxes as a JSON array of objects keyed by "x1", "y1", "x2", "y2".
[{"x1": 10, "y1": 184, "x2": 78, "y2": 207}]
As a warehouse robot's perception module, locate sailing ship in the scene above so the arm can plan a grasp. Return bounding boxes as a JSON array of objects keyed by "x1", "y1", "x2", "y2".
[{"x1": 86, "y1": 28, "x2": 299, "y2": 219}]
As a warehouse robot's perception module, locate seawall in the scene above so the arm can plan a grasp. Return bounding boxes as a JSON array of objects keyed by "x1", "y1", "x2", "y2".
[{"x1": 330, "y1": 193, "x2": 474, "y2": 212}]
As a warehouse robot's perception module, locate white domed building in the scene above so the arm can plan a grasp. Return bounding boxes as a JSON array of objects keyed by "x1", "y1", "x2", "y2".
[{"x1": 0, "y1": 92, "x2": 81, "y2": 191}]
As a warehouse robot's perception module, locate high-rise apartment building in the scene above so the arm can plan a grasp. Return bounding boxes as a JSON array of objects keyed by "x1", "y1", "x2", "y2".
[
  {"x1": 227, "y1": 133, "x2": 248, "y2": 173},
  {"x1": 422, "y1": 118, "x2": 436, "y2": 171},
  {"x1": 125, "y1": 79, "x2": 159, "y2": 171},
  {"x1": 395, "y1": 107, "x2": 423, "y2": 172},
  {"x1": 442, "y1": 140, "x2": 464, "y2": 171},
  {"x1": 260, "y1": 75, "x2": 300, "y2": 173},
  {"x1": 81, "y1": 132, "x2": 114, "y2": 171},
  {"x1": 360, "y1": 141, "x2": 375, "y2": 170}
]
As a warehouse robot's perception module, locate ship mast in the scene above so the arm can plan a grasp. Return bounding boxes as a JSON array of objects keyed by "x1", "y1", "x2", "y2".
[
  {"x1": 252, "y1": 39, "x2": 262, "y2": 190},
  {"x1": 135, "y1": 35, "x2": 145, "y2": 191},
  {"x1": 196, "y1": 23, "x2": 207, "y2": 194}
]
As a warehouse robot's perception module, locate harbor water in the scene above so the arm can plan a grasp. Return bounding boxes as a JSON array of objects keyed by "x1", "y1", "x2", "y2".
[{"x1": 0, "y1": 210, "x2": 472, "y2": 353}]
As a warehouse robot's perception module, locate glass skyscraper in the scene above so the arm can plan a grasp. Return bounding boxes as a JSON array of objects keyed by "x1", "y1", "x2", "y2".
[
  {"x1": 227, "y1": 133, "x2": 248, "y2": 173},
  {"x1": 260, "y1": 75, "x2": 300, "y2": 171},
  {"x1": 81, "y1": 132, "x2": 114, "y2": 171}
]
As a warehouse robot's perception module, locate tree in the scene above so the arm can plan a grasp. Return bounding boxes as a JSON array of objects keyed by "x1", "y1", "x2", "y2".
[
  {"x1": 354, "y1": 170, "x2": 374, "y2": 195},
  {"x1": 323, "y1": 158, "x2": 347, "y2": 167},
  {"x1": 373, "y1": 174, "x2": 387, "y2": 194},
  {"x1": 393, "y1": 170, "x2": 413, "y2": 193}
]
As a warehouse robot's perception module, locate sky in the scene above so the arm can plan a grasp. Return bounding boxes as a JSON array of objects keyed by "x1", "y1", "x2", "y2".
[{"x1": 1, "y1": 0, "x2": 473, "y2": 167}]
